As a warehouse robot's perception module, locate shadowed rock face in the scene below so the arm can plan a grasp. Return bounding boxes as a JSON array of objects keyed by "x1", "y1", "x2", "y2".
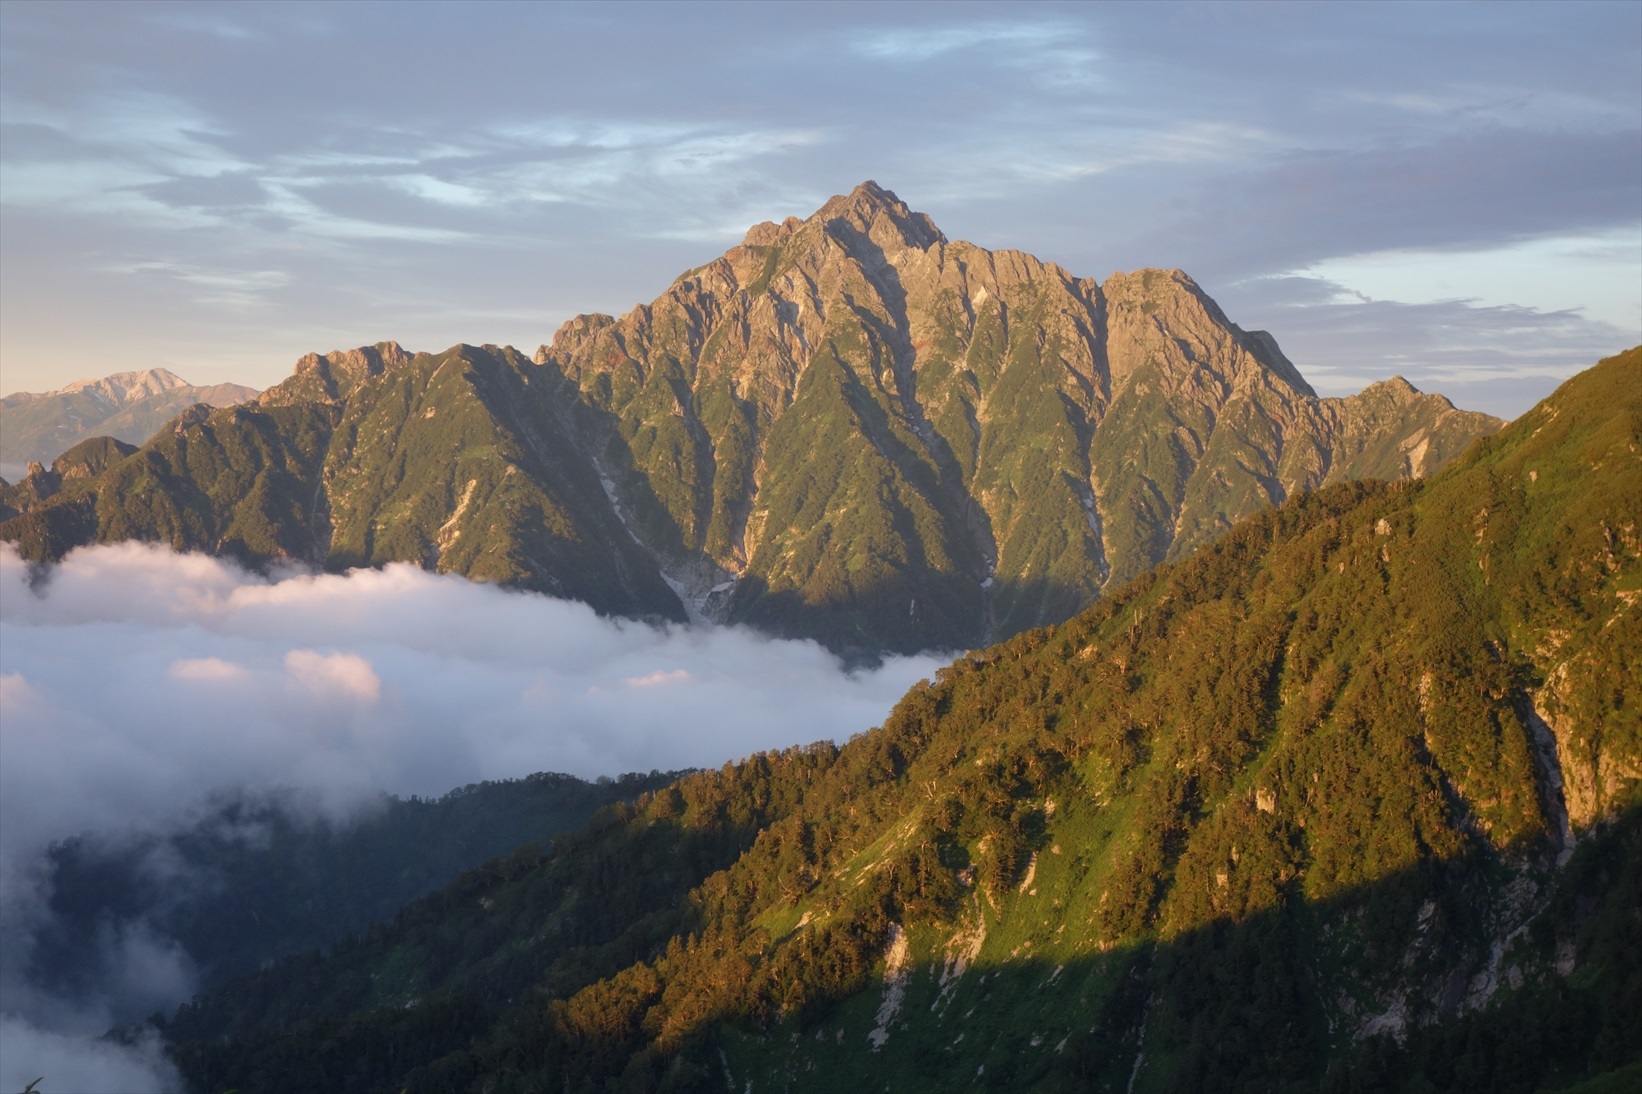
[{"x1": 0, "y1": 183, "x2": 1501, "y2": 655}]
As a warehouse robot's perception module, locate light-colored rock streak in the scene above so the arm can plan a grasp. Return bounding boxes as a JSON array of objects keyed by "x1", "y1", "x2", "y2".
[
  {"x1": 867, "y1": 923, "x2": 911, "y2": 1051},
  {"x1": 1525, "y1": 698, "x2": 1576, "y2": 866},
  {"x1": 435, "y1": 479, "x2": 478, "y2": 551},
  {"x1": 1017, "y1": 851, "x2": 1038, "y2": 894},
  {"x1": 933, "y1": 916, "x2": 985, "y2": 1013}
]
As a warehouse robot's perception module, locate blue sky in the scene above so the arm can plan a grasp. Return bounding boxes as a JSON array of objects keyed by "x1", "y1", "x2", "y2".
[{"x1": 1, "y1": 0, "x2": 1637, "y2": 417}]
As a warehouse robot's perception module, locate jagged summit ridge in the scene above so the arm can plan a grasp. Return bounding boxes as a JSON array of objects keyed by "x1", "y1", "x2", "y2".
[
  {"x1": 811, "y1": 179, "x2": 947, "y2": 251},
  {"x1": 1, "y1": 185, "x2": 1501, "y2": 655},
  {"x1": 531, "y1": 182, "x2": 1501, "y2": 651},
  {"x1": 737, "y1": 181, "x2": 944, "y2": 253},
  {"x1": 259, "y1": 340, "x2": 415, "y2": 407}
]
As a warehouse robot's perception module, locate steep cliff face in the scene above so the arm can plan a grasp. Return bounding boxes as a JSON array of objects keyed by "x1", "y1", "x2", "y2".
[
  {"x1": 302, "y1": 343, "x2": 680, "y2": 617},
  {"x1": 537, "y1": 181, "x2": 1500, "y2": 651},
  {"x1": 1462, "y1": 360, "x2": 1642, "y2": 833},
  {"x1": 1, "y1": 184, "x2": 1500, "y2": 654}
]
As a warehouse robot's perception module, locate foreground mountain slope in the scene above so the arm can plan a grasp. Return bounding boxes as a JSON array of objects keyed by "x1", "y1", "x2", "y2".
[
  {"x1": 164, "y1": 349, "x2": 1640, "y2": 1093},
  {"x1": 0, "y1": 186, "x2": 1499, "y2": 654},
  {"x1": 0, "y1": 368, "x2": 258, "y2": 471}
]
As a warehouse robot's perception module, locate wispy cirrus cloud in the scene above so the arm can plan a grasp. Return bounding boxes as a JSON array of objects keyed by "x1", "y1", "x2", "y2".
[
  {"x1": 0, "y1": 1, "x2": 1636, "y2": 407},
  {"x1": 98, "y1": 261, "x2": 293, "y2": 312},
  {"x1": 1214, "y1": 274, "x2": 1633, "y2": 418},
  {"x1": 852, "y1": 20, "x2": 1084, "y2": 63}
]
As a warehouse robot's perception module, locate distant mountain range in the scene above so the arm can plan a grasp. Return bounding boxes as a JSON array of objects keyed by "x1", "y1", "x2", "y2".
[
  {"x1": 0, "y1": 367, "x2": 258, "y2": 474},
  {"x1": 0, "y1": 183, "x2": 1500, "y2": 655},
  {"x1": 164, "y1": 349, "x2": 1642, "y2": 1093}
]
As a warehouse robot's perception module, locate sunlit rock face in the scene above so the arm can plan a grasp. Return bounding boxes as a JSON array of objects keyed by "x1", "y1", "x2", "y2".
[
  {"x1": 0, "y1": 183, "x2": 1500, "y2": 656},
  {"x1": 536, "y1": 181, "x2": 1500, "y2": 652}
]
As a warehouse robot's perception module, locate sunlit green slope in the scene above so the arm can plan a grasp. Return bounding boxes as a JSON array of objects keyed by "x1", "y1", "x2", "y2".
[
  {"x1": 0, "y1": 342, "x2": 682, "y2": 620},
  {"x1": 164, "y1": 349, "x2": 1639, "y2": 1092}
]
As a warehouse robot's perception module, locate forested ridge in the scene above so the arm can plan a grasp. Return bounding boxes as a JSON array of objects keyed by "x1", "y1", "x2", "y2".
[{"x1": 159, "y1": 349, "x2": 1639, "y2": 1092}]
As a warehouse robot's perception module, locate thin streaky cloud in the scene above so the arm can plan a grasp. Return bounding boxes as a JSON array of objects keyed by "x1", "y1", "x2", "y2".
[
  {"x1": 0, "y1": 1, "x2": 1636, "y2": 407},
  {"x1": 852, "y1": 21, "x2": 1076, "y2": 61}
]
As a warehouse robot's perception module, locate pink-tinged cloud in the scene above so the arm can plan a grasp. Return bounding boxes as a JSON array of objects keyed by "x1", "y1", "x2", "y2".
[
  {"x1": 282, "y1": 649, "x2": 382, "y2": 702},
  {"x1": 168, "y1": 656, "x2": 248, "y2": 681}
]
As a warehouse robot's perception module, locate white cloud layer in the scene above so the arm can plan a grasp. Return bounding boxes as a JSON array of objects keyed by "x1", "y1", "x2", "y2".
[
  {"x1": 0, "y1": 1017, "x2": 178, "y2": 1093},
  {"x1": 0, "y1": 541, "x2": 948, "y2": 1091}
]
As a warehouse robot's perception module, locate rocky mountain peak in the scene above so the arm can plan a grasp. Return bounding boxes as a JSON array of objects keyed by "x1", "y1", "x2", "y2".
[
  {"x1": 1101, "y1": 267, "x2": 1318, "y2": 397},
  {"x1": 24, "y1": 367, "x2": 193, "y2": 407},
  {"x1": 263, "y1": 340, "x2": 415, "y2": 407},
  {"x1": 539, "y1": 314, "x2": 617, "y2": 364},
  {"x1": 10, "y1": 184, "x2": 1506, "y2": 659},
  {"x1": 1361, "y1": 375, "x2": 1424, "y2": 402},
  {"x1": 1336, "y1": 376, "x2": 1457, "y2": 426},
  {"x1": 810, "y1": 179, "x2": 946, "y2": 256},
  {"x1": 0, "y1": 368, "x2": 260, "y2": 472},
  {"x1": 741, "y1": 216, "x2": 804, "y2": 248},
  {"x1": 513, "y1": 187, "x2": 1504, "y2": 654},
  {"x1": 326, "y1": 340, "x2": 411, "y2": 377}
]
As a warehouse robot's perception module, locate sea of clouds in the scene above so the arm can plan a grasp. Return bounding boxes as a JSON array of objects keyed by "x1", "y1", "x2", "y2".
[{"x1": 0, "y1": 541, "x2": 949, "y2": 1091}]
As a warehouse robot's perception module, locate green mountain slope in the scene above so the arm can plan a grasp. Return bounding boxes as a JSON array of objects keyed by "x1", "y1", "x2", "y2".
[
  {"x1": 0, "y1": 343, "x2": 682, "y2": 620},
  {"x1": 1, "y1": 185, "x2": 1500, "y2": 654},
  {"x1": 162, "y1": 349, "x2": 1640, "y2": 1093},
  {"x1": 0, "y1": 367, "x2": 258, "y2": 471}
]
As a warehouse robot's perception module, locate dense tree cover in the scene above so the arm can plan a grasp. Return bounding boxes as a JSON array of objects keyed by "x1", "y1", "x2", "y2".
[
  {"x1": 159, "y1": 351, "x2": 1639, "y2": 1091},
  {"x1": 37, "y1": 771, "x2": 682, "y2": 1007}
]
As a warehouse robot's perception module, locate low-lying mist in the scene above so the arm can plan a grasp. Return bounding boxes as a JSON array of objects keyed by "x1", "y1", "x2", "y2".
[{"x1": 0, "y1": 542, "x2": 950, "y2": 1091}]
